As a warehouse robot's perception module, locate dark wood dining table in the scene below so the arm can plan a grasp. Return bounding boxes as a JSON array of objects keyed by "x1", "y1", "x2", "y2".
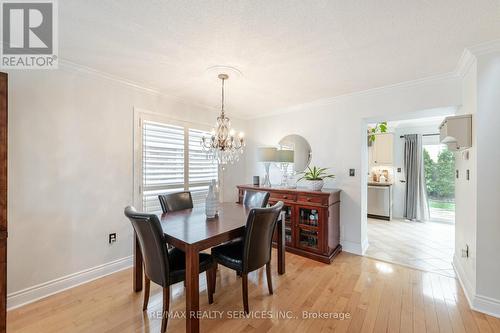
[{"x1": 132, "y1": 202, "x2": 286, "y2": 333}]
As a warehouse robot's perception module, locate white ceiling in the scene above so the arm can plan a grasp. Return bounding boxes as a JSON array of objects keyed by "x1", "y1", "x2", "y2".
[{"x1": 60, "y1": 0, "x2": 500, "y2": 118}]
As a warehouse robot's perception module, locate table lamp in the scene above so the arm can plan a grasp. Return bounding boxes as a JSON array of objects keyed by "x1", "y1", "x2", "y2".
[
  {"x1": 257, "y1": 147, "x2": 277, "y2": 187},
  {"x1": 276, "y1": 149, "x2": 294, "y2": 187}
]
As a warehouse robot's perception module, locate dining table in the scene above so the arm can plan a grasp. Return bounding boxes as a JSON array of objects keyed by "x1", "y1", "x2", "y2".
[{"x1": 132, "y1": 202, "x2": 286, "y2": 333}]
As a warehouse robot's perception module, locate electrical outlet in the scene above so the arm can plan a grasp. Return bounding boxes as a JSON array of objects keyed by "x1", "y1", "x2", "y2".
[
  {"x1": 466, "y1": 169, "x2": 470, "y2": 180},
  {"x1": 109, "y1": 233, "x2": 117, "y2": 244},
  {"x1": 397, "y1": 167, "x2": 401, "y2": 173}
]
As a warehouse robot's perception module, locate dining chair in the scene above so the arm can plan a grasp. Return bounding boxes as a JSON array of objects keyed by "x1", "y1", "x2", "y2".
[
  {"x1": 124, "y1": 206, "x2": 216, "y2": 332},
  {"x1": 242, "y1": 190, "x2": 270, "y2": 208},
  {"x1": 211, "y1": 201, "x2": 284, "y2": 313},
  {"x1": 158, "y1": 191, "x2": 193, "y2": 213}
]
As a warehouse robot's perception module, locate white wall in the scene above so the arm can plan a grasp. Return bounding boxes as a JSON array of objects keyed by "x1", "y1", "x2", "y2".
[
  {"x1": 453, "y1": 60, "x2": 478, "y2": 300},
  {"x1": 475, "y1": 52, "x2": 500, "y2": 303},
  {"x1": 453, "y1": 46, "x2": 500, "y2": 317},
  {"x1": 6, "y1": 64, "x2": 246, "y2": 305},
  {"x1": 246, "y1": 76, "x2": 461, "y2": 254}
]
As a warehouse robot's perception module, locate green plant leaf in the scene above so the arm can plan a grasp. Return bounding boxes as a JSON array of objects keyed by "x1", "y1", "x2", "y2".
[{"x1": 297, "y1": 165, "x2": 335, "y2": 181}]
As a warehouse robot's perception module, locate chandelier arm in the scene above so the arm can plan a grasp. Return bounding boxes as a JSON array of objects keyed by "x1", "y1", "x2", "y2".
[{"x1": 202, "y1": 73, "x2": 244, "y2": 165}]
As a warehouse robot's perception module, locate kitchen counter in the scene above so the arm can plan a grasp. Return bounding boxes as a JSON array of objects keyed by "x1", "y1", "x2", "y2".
[{"x1": 368, "y1": 181, "x2": 393, "y2": 187}]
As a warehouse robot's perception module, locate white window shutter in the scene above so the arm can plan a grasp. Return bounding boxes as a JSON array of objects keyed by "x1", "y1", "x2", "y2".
[
  {"x1": 188, "y1": 128, "x2": 218, "y2": 207},
  {"x1": 142, "y1": 120, "x2": 185, "y2": 213}
]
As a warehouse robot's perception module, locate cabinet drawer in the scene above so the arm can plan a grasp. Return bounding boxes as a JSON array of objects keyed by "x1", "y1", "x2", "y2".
[
  {"x1": 297, "y1": 194, "x2": 328, "y2": 205},
  {"x1": 270, "y1": 192, "x2": 296, "y2": 201}
]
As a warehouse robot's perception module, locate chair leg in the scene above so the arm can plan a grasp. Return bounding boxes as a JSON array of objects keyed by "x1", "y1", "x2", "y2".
[
  {"x1": 143, "y1": 274, "x2": 150, "y2": 311},
  {"x1": 161, "y1": 287, "x2": 170, "y2": 333},
  {"x1": 266, "y1": 263, "x2": 273, "y2": 295},
  {"x1": 213, "y1": 263, "x2": 218, "y2": 293},
  {"x1": 242, "y1": 273, "x2": 249, "y2": 314},
  {"x1": 206, "y1": 267, "x2": 214, "y2": 304}
]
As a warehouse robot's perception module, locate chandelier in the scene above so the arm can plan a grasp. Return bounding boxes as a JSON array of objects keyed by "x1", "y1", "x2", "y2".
[{"x1": 201, "y1": 74, "x2": 245, "y2": 164}]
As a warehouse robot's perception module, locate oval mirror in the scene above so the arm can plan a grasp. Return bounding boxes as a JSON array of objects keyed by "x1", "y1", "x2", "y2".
[{"x1": 278, "y1": 134, "x2": 312, "y2": 173}]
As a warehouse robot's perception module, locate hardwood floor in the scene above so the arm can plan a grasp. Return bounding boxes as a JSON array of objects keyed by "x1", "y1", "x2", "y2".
[{"x1": 7, "y1": 251, "x2": 500, "y2": 333}]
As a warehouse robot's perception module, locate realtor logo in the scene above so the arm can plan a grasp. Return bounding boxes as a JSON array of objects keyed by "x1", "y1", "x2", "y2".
[{"x1": 1, "y1": 0, "x2": 58, "y2": 69}]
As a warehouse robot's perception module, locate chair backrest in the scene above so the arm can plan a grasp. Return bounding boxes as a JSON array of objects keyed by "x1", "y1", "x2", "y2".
[
  {"x1": 124, "y1": 206, "x2": 170, "y2": 287},
  {"x1": 242, "y1": 201, "x2": 284, "y2": 273},
  {"x1": 158, "y1": 191, "x2": 193, "y2": 213},
  {"x1": 242, "y1": 190, "x2": 270, "y2": 209}
]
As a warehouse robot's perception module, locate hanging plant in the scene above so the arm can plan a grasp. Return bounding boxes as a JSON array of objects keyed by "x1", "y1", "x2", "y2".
[{"x1": 367, "y1": 121, "x2": 388, "y2": 145}]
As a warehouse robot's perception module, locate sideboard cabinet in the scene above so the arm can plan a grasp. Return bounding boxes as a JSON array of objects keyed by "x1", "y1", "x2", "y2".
[{"x1": 237, "y1": 185, "x2": 342, "y2": 263}]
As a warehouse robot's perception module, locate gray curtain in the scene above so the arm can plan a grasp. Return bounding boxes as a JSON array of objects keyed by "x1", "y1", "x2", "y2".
[{"x1": 404, "y1": 134, "x2": 430, "y2": 221}]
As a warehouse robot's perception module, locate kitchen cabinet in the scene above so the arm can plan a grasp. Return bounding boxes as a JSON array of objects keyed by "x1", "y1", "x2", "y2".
[
  {"x1": 370, "y1": 133, "x2": 394, "y2": 166},
  {"x1": 439, "y1": 114, "x2": 472, "y2": 150}
]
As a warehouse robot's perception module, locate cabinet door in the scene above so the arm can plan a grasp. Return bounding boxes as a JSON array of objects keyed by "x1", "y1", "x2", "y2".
[
  {"x1": 271, "y1": 202, "x2": 294, "y2": 247},
  {"x1": 373, "y1": 133, "x2": 394, "y2": 165},
  {"x1": 297, "y1": 227, "x2": 321, "y2": 253},
  {"x1": 296, "y1": 205, "x2": 324, "y2": 253}
]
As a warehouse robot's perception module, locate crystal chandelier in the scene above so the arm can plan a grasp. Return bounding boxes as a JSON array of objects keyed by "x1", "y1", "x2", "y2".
[{"x1": 201, "y1": 74, "x2": 245, "y2": 164}]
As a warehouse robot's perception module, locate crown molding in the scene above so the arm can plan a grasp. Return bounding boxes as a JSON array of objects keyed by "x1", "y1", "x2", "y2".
[
  {"x1": 467, "y1": 39, "x2": 500, "y2": 57},
  {"x1": 246, "y1": 72, "x2": 458, "y2": 120},
  {"x1": 454, "y1": 39, "x2": 500, "y2": 78},
  {"x1": 455, "y1": 48, "x2": 477, "y2": 78},
  {"x1": 58, "y1": 59, "x2": 219, "y2": 114}
]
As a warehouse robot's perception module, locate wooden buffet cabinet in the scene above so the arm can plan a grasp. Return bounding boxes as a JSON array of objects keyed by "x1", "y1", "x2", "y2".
[{"x1": 237, "y1": 185, "x2": 342, "y2": 263}]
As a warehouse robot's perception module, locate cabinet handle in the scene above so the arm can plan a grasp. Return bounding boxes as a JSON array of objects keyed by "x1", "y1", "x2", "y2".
[
  {"x1": 283, "y1": 195, "x2": 288, "y2": 199},
  {"x1": 307, "y1": 198, "x2": 312, "y2": 202}
]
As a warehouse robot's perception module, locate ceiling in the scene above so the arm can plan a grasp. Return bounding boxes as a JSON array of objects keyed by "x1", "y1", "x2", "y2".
[{"x1": 60, "y1": 0, "x2": 500, "y2": 118}]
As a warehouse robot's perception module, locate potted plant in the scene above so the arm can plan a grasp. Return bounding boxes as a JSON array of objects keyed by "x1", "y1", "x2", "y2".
[
  {"x1": 297, "y1": 166, "x2": 335, "y2": 191},
  {"x1": 367, "y1": 121, "x2": 388, "y2": 146}
]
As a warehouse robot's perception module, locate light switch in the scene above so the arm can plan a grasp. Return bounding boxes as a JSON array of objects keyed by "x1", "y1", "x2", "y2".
[{"x1": 349, "y1": 169, "x2": 355, "y2": 177}]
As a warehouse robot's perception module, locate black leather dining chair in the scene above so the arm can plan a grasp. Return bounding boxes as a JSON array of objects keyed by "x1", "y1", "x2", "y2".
[
  {"x1": 211, "y1": 201, "x2": 284, "y2": 313},
  {"x1": 242, "y1": 190, "x2": 270, "y2": 208},
  {"x1": 158, "y1": 191, "x2": 193, "y2": 213},
  {"x1": 124, "y1": 206, "x2": 216, "y2": 332}
]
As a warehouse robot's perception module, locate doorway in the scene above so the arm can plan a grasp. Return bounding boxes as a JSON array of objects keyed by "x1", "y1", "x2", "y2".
[
  {"x1": 423, "y1": 143, "x2": 455, "y2": 223},
  {"x1": 364, "y1": 113, "x2": 456, "y2": 278}
]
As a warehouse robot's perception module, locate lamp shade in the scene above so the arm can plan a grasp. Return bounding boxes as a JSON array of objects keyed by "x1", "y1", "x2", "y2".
[
  {"x1": 276, "y1": 149, "x2": 294, "y2": 163},
  {"x1": 257, "y1": 147, "x2": 277, "y2": 162}
]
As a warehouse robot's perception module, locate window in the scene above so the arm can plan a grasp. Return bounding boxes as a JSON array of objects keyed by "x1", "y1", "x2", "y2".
[
  {"x1": 423, "y1": 143, "x2": 455, "y2": 223},
  {"x1": 136, "y1": 113, "x2": 218, "y2": 214},
  {"x1": 188, "y1": 128, "x2": 219, "y2": 206}
]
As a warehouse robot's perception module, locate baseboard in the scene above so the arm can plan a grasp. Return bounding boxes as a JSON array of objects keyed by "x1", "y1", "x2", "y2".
[
  {"x1": 473, "y1": 294, "x2": 500, "y2": 318},
  {"x1": 453, "y1": 255, "x2": 500, "y2": 318},
  {"x1": 7, "y1": 255, "x2": 133, "y2": 310},
  {"x1": 361, "y1": 238, "x2": 369, "y2": 255},
  {"x1": 452, "y1": 255, "x2": 475, "y2": 305},
  {"x1": 341, "y1": 239, "x2": 366, "y2": 256}
]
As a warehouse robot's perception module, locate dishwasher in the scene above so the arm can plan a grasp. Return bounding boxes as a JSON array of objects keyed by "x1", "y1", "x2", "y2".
[{"x1": 367, "y1": 185, "x2": 392, "y2": 220}]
